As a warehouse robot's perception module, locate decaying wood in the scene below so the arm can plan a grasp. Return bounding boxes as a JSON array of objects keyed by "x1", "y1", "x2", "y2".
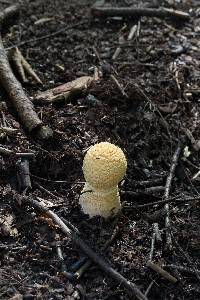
[
  {"x1": 0, "y1": 5, "x2": 52, "y2": 138},
  {"x1": 16, "y1": 195, "x2": 148, "y2": 300},
  {"x1": 91, "y1": 6, "x2": 190, "y2": 21},
  {"x1": 36, "y1": 73, "x2": 99, "y2": 103}
]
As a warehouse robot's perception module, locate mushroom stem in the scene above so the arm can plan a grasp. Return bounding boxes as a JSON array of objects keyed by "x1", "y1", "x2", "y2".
[{"x1": 80, "y1": 183, "x2": 121, "y2": 219}]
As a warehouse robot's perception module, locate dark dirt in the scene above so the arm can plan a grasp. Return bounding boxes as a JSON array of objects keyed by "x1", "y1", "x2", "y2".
[{"x1": 1, "y1": 0, "x2": 200, "y2": 299}]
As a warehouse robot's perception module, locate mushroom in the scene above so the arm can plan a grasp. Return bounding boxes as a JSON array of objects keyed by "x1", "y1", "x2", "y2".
[{"x1": 79, "y1": 142, "x2": 127, "y2": 218}]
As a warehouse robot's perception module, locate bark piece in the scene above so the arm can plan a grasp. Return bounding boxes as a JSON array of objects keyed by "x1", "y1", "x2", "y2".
[{"x1": 36, "y1": 75, "x2": 99, "y2": 103}]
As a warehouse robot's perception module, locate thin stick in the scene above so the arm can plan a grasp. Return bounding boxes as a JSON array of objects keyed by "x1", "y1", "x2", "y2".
[
  {"x1": 91, "y1": 7, "x2": 190, "y2": 21},
  {"x1": 110, "y1": 74, "x2": 128, "y2": 98},
  {"x1": 127, "y1": 24, "x2": 137, "y2": 41},
  {"x1": 149, "y1": 231, "x2": 155, "y2": 261},
  {"x1": 172, "y1": 235, "x2": 200, "y2": 282},
  {"x1": 124, "y1": 186, "x2": 165, "y2": 197},
  {"x1": 6, "y1": 20, "x2": 88, "y2": 50},
  {"x1": 153, "y1": 223, "x2": 162, "y2": 242},
  {"x1": 56, "y1": 241, "x2": 76, "y2": 281},
  {"x1": 0, "y1": 146, "x2": 35, "y2": 157},
  {"x1": 145, "y1": 281, "x2": 154, "y2": 297},
  {"x1": 147, "y1": 261, "x2": 177, "y2": 283},
  {"x1": 165, "y1": 264, "x2": 200, "y2": 276},
  {"x1": 164, "y1": 143, "x2": 181, "y2": 249},
  {"x1": 34, "y1": 182, "x2": 62, "y2": 200},
  {"x1": 74, "y1": 226, "x2": 119, "y2": 279},
  {"x1": 19, "y1": 196, "x2": 147, "y2": 300},
  {"x1": 124, "y1": 195, "x2": 200, "y2": 209}
]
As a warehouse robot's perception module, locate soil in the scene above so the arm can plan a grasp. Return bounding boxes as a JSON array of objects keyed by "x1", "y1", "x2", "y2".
[{"x1": 0, "y1": 0, "x2": 200, "y2": 299}]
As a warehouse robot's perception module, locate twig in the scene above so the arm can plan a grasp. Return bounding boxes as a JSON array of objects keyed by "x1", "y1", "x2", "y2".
[
  {"x1": 0, "y1": 126, "x2": 18, "y2": 135},
  {"x1": 11, "y1": 47, "x2": 42, "y2": 84},
  {"x1": 112, "y1": 35, "x2": 124, "y2": 60},
  {"x1": 0, "y1": 146, "x2": 35, "y2": 157},
  {"x1": 0, "y1": 5, "x2": 53, "y2": 138},
  {"x1": 172, "y1": 235, "x2": 200, "y2": 282},
  {"x1": 131, "y1": 178, "x2": 164, "y2": 188},
  {"x1": 31, "y1": 174, "x2": 82, "y2": 185},
  {"x1": 6, "y1": 20, "x2": 88, "y2": 50},
  {"x1": 164, "y1": 143, "x2": 181, "y2": 249},
  {"x1": 165, "y1": 264, "x2": 200, "y2": 276},
  {"x1": 123, "y1": 186, "x2": 165, "y2": 197},
  {"x1": 112, "y1": 23, "x2": 137, "y2": 60},
  {"x1": 17, "y1": 195, "x2": 147, "y2": 300},
  {"x1": 74, "y1": 225, "x2": 119, "y2": 279},
  {"x1": 145, "y1": 281, "x2": 154, "y2": 297},
  {"x1": 91, "y1": 6, "x2": 190, "y2": 21},
  {"x1": 149, "y1": 231, "x2": 155, "y2": 261},
  {"x1": 153, "y1": 223, "x2": 162, "y2": 242},
  {"x1": 61, "y1": 216, "x2": 80, "y2": 235},
  {"x1": 127, "y1": 24, "x2": 138, "y2": 41},
  {"x1": 56, "y1": 241, "x2": 76, "y2": 281},
  {"x1": 147, "y1": 260, "x2": 177, "y2": 283},
  {"x1": 110, "y1": 74, "x2": 128, "y2": 98},
  {"x1": 34, "y1": 181, "x2": 62, "y2": 200},
  {"x1": 124, "y1": 195, "x2": 200, "y2": 209}
]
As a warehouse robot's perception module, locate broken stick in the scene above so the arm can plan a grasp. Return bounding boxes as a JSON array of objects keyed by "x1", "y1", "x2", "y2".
[
  {"x1": 17, "y1": 195, "x2": 147, "y2": 300},
  {"x1": 91, "y1": 6, "x2": 190, "y2": 21},
  {"x1": 0, "y1": 5, "x2": 52, "y2": 139}
]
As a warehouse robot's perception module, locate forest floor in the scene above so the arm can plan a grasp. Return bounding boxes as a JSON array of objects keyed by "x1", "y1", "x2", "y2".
[{"x1": 0, "y1": 0, "x2": 200, "y2": 299}]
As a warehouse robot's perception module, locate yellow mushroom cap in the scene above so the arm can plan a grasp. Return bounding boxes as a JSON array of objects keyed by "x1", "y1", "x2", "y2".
[{"x1": 83, "y1": 142, "x2": 127, "y2": 190}]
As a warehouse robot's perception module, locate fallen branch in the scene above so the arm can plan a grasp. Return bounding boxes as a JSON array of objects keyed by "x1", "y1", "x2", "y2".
[
  {"x1": 17, "y1": 195, "x2": 147, "y2": 300},
  {"x1": 91, "y1": 6, "x2": 190, "y2": 21},
  {"x1": 0, "y1": 5, "x2": 53, "y2": 139}
]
